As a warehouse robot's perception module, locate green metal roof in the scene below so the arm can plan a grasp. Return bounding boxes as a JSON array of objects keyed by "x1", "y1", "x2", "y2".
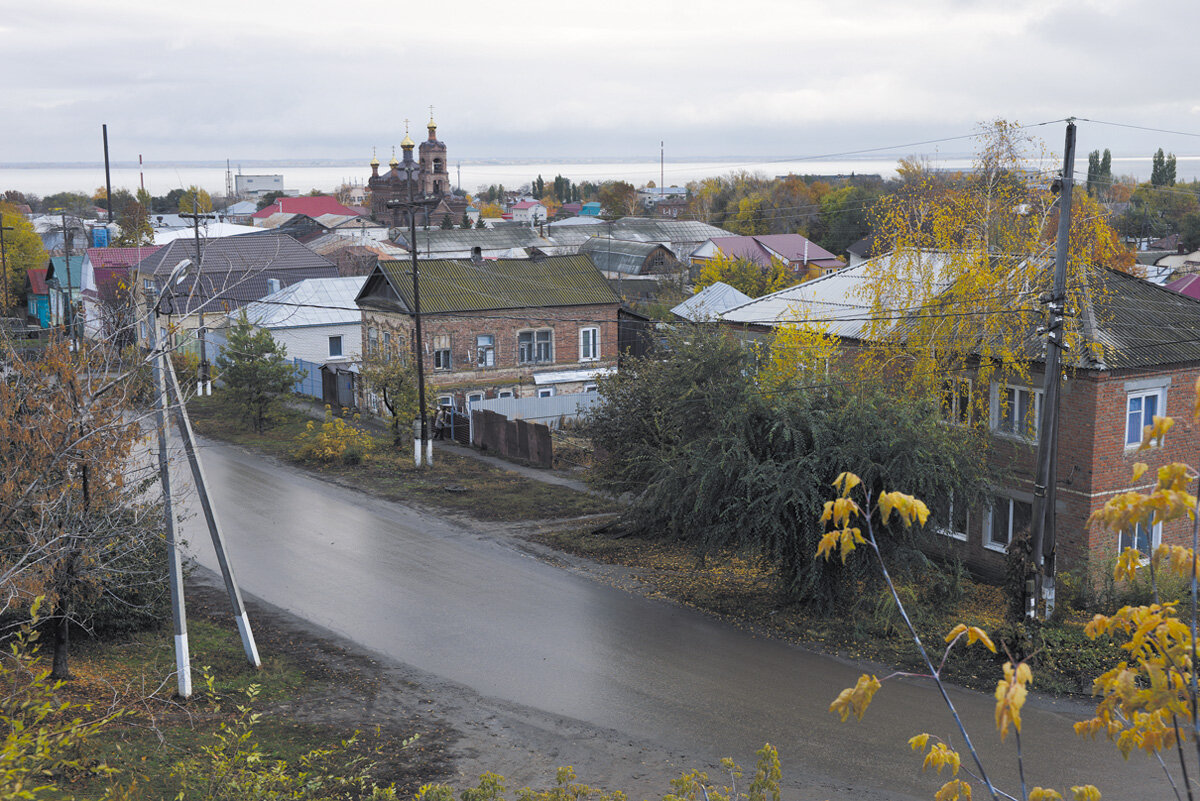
[{"x1": 374, "y1": 254, "x2": 620, "y2": 314}]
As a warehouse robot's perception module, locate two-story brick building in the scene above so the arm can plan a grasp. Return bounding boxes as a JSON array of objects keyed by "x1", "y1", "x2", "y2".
[
  {"x1": 354, "y1": 253, "x2": 621, "y2": 410},
  {"x1": 718, "y1": 255, "x2": 1200, "y2": 581}
]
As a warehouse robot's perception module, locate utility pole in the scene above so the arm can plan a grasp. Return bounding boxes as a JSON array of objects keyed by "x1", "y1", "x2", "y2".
[
  {"x1": 56, "y1": 211, "x2": 79, "y2": 348},
  {"x1": 164, "y1": 353, "x2": 260, "y2": 667},
  {"x1": 102, "y1": 124, "x2": 114, "y2": 224},
  {"x1": 146, "y1": 292, "x2": 192, "y2": 697},
  {"x1": 1028, "y1": 118, "x2": 1076, "y2": 620},
  {"x1": 0, "y1": 213, "x2": 12, "y2": 313},
  {"x1": 180, "y1": 211, "x2": 215, "y2": 393},
  {"x1": 386, "y1": 163, "x2": 439, "y2": 467}
]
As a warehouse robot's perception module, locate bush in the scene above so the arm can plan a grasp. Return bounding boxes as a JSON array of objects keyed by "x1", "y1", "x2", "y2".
[{"x1": 292, "y1": 406, "x2": 376, "y2": 465}]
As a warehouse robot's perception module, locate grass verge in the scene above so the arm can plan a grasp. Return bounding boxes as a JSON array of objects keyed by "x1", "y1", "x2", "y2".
[
  {"x1": 533, "y1": 522, "x2": 1121, "y2": 697},
  {"x1": 40, "y1": 581, "x2": 451, "y2": 799},
  {"x1": 186, "y1": 395, "x2": 617, "y2": 522}
]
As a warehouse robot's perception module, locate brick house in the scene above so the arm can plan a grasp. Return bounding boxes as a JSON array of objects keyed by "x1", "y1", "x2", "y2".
[
  {"x1": 354, "y1": 253, "x2": 621, "y2": 410},
  {"x1": 719, "y1": 255, "x2": 1200, "y2": 581}
]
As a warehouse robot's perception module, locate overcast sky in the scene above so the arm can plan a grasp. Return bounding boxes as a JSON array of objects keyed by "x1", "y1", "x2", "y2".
[{"x1": 5, "y1": 0, "x2": 1200, "y2": 167}]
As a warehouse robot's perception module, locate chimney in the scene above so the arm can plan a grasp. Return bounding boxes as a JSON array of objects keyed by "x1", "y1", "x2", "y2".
[{"x1": 471, "y1": 246, "x2": 483, "y2": 264}]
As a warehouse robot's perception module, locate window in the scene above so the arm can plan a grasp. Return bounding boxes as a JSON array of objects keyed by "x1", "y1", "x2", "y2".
[
  {"x1": 466, "y1": 392, "x2": 484, "y2": 407},
  {"x1": 583, "y1": 383, "x2": 598, "y2": 393},
  {"x1": 329, "y1": 335, "x2": 343, "y2": 357},
  {"x1": 580, "y1": 327, "x2": 600, "y2": 361},
  {"x1": 941, "y1": 378, "x2": 972, "y2": 425},
  {"x1": 477, "y1": 334, "x2": 495, "y2": 367},
  {"x1": 498, "y1": 390, "x2": 514, "y2": 399},
  {"x1": 934, "y1": 494, "x2": 969, "y2": 541},
  {"x1": 538, "y1": 386, "x2": 556, "y2": 398},
  {"x1": 987, "y1": 496, "x2": 1032, "y2": 551},
  {"x1": 143, "y1": 278, "x2": 154, "y2": 292},
  {"x1": 437, "y1": 395, "x2": 453, "y2": 408},
  {"x1": 367, "y1": 327, "x2": 378, "y2": 354},
  {"x1": 518, "y1": 329, "x2": 553, "y2": 364},
  {"x1": 993, "y1": 384, "x2": 1042, "y2": 439},
  {"x1": 433, "y1": 334, "x2": 451, "y2": 370},
  {"x1": 1120, "y1": 520, "x2": 1161, "y2": 560},
  {"x1": 1126, "y1": 389, "x2": 1166, "y2": 447}
]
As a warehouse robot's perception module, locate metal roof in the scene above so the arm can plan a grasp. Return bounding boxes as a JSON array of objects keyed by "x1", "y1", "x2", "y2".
[
  {"x1": 672, "y1": 282, "x2": 753, "y2": 321},
  {"x1": 238, "y1": 276, "x2": 366, "y2": 329},
  {"x1": 367, "y1": 254, "x2": 619, "y2": 314},
  {"x1": 579, "y1": 237, "x2": 676, "y2": 274},
  {"x1": 394, "y1": 226, "x2": 553, "y2": 256},
  {"x1": 139, "y1": 233, "x2": 339, "y2": 316},
  {"x1": 723, "y1": 250, "x2": 1200, "y2": 371}
]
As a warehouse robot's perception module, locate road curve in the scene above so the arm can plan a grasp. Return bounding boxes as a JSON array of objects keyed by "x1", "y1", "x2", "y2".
[{"x1": 177, "y1": 438, "x2": 1169, "y2": 800}]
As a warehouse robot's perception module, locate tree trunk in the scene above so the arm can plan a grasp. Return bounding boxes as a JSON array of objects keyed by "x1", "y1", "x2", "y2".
[{"x1": 49, "y1": 604, "x2": 71, "y2": 679}]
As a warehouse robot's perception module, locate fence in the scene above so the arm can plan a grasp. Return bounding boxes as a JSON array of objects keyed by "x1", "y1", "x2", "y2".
[
  {"x1": 469, "y1": 392, "x2": 601, "y2": 429},
  {"x1": 292, "y1": 357, "x2": 322, "y2": 399},
  {"x1": 470, "y1": 409, "x2": 554, "y2": 467}
]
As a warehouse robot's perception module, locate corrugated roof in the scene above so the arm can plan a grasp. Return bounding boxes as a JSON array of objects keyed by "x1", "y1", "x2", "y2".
[
  {"x1": 154, "y1": 223, "x2": 259, "y2": 243},
  {"x1": 708, "y1": 234, "x2": 838, "y2": 266},
  {"x1": 370, "y1": 254, "x2": 619, "y2": 314},
  {"x1": 250, "y1": 196, "x2": 359, "y2": 219},
  {"x1": 579, "y1": 237, "x2": 675, "y2": 274},
  {"x1": 724, "y1": 250, "x2": 1200, "y2": 371},
  {"x1": 139, "y1": 234, "x2": 339, "y2": 315},
  {"x1": 672, "y1": 282, "x2": 753, "y2": 321},
  {"x1": 85, "y1": 246, "x2": 163, "y2": 268},
  {"x1": 26, "y1": 268, "x2": 48, "y2": 295},
  {"x1": 239, "y1": 276, "x2": 366, "y2": 329},
  {"x1": 47, "y1": 255, "x2": 85, "y2": 292}
]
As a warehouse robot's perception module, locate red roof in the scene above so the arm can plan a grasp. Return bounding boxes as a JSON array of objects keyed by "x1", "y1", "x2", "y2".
[
  {"x1": 86, "y1": 246, "x2": 162, "y2": 269},
  {"x1": 27, "y1": 268, "x2": 48, "y2": 295},
  {"x1": 250, "y1": 196, "x2": 360, "y2": 219},
  {"x1": 710, "y1": 234, "x2": 837, "y2": 265},
  {"x1": 1167, "y1": 274, "x2": 1200, "y2": 301},
  {"x1": 510, "y1": 201, "x2": 543, "y2": 210}
]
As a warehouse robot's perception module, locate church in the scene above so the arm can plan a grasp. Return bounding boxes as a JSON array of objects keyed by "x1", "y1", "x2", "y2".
[{"x1": 368, "y1": 113, "x2": 451, "y2": 228}]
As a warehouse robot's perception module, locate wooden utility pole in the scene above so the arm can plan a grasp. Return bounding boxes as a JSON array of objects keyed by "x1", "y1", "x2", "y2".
[
  {"x1": 0, "y1": 214, "x2": 13, "y2": 313},
  {"x1": 1028, "y1": 118, "x2": 1076, "y2": 620},
  {"x1": 180, "y1": 211, "x2": 215, "y2": 393}
]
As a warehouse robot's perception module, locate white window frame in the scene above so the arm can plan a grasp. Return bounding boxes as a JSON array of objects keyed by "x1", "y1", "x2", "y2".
[
  {"x1": 985, "y1": 495, "x2": 1033, "y2": 553},
  {"x1": 583, "y1": 383, "x2": 598, "y2": 393},
  {"x1": 1119, "y1": 519, "x2": 1162, "y2": 561},
  {"x1": 941, "y1": 377, "x2": 972, "y2": 426},
  {"x1": 1125, "y1": 377, "x2": 1169, "y2": 450},
  {"x1": 437, "y1": 395, "x2": 453, "y2": 408},
  {"x1": 991, "y1": 383, "x2": 1043, "y2": 441},
  {"x1": 537, "y1": 386, "x2": 556, "y2": 398},
  {"x1": 580, "y1": 326, "x2": 600, "y2": 362},
  {"x1": 328, "y1": 335, "x2": 343, "y2": 358},
  {"x1": 937, "y1": 494, "x2": 969, "y2": 542},
  {"x1": 498, "y1": 390, "x2": 514, "y2": 399},
  {"x1": 477, "y1": 334, "x2": 495, "y2": 367}
]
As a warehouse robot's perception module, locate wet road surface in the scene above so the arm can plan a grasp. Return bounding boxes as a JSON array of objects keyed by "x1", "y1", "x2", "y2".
[{"x1": 179, "y1": 438, "x2": 1169, "y2": 799}]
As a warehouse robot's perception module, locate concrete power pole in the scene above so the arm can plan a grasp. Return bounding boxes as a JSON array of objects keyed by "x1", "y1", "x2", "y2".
[
  {"x1": 180, "y1": 211, "x2": 215, "y2": 394},
  {"x1": 1028, "y1": 118, "x2": 1077, "y2": 620},
  {"x1": 146, "y1": 294, "x2": 192, "y2": 697}
]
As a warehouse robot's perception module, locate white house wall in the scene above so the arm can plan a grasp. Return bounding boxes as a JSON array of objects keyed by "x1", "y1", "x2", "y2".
[{"x1": 268, "y1": 322, "x2": 364, "y2": 365}]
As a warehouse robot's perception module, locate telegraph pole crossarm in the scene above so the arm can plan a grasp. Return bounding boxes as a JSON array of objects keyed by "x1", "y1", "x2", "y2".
[{"x1": 1028, "y1": 118, "x2": 1077, "y2": 620}]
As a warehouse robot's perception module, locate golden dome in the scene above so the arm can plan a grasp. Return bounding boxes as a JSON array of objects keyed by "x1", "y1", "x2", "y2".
[
  {"x1": 370, "y1": 150, "x2": 380, "y2": 167},
  {"x1": 388, "y1": 146, "x2": 399, "y2": 167},
  {"x1": 401, "y1": 134, "x2": 415, "y2": 149}
]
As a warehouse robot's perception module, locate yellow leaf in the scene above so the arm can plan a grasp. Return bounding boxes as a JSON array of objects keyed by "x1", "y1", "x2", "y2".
[
  {"x1": 934, "y1": 778, "x2": 970, "y2": 801},
  {"x1": 1070, "y1": 786, "x2": 1101, "y2": 801},
  {"x1": 834, "y1": 472, "x2": 861, "y2": 497},
  {"x1": 944, "y1": 623, "x2": 968, "y2": 644},
  {"x1": 1030, "y1": 789, "x2": 1063, "y2": 801},
  {"x1": 1113, "y1": 547, "x2": 1142, "y2": 583},
  {"x1": 908, "y1": 733, "x2": 930, "y2": 751},
  {"x1": 878, "y1": 491, "x2": 897, "y2": 524},
  {"x1": 967, "y1": 626, "x2": 997, "y2": 654},
  {"x1": 1131, "y1": 462, "x2": 1148, "y2": 482},
  {"x1": 828, "y1": 674, "x2": 881, "y2": 722}
]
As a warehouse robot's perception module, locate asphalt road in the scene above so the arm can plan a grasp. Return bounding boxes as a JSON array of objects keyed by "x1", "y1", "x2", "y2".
[{"x1": 177, "y1": 438, "x2": 1170, "y2": 800}]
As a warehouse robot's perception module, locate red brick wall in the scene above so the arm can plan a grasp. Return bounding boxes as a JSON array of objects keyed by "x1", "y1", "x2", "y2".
[{"x1": 362, "y1": 303, "x2": 619, "y2": 400}]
